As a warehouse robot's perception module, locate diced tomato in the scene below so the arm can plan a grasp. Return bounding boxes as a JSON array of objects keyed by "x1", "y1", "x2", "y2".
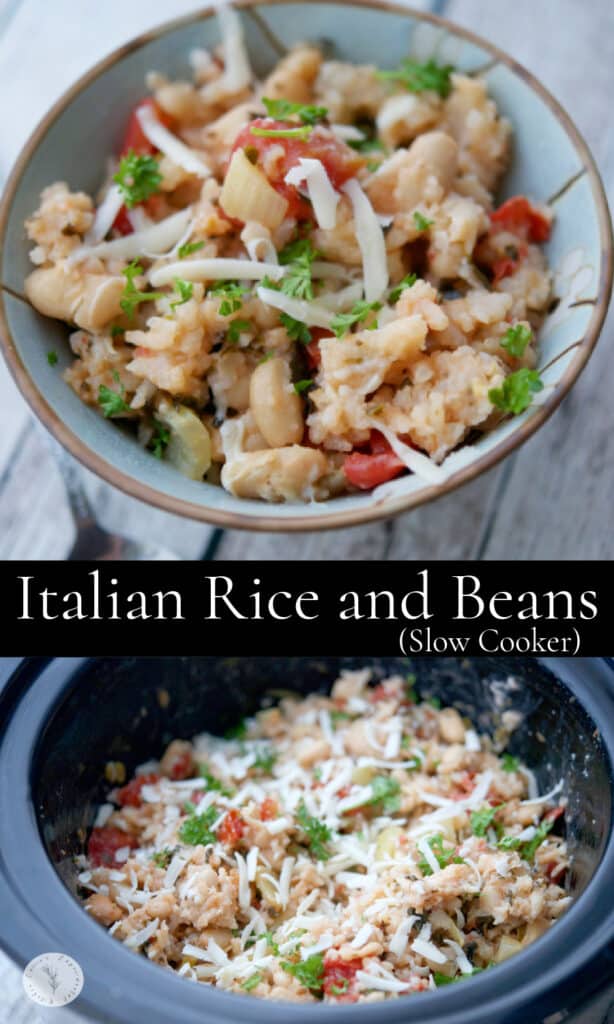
[
  {"x1": 218, "y1": 809, "x2": 245, "y2": 846},
  {"x1": 87, "y1": 827, "x2": 137, "y2": 867},
  {"x1": 545, "y1": 805, "x2": 565, "y2": 823},
  {"x1": 344, "y1": 431, "x2": 406, "y2": 490},
  {"x1": 323, "y1": 956, "x2": 362, "y2": 1002},
  {"x1": 451, "y1": 770, "x2": 476, "y2": 800},
  {"x1": 337, "y1": 785, "x2": 351, "y2": 798},
  {"x1": 491, "y1": 196, "x2": 551, "y2": 243},
  {"x1": 230, "y1": 120, "x2": 363, "y2": 221},
  {"x1": 115, "y1": 772, "x2": 159, "y2": 807},
  {"x1": 113, "y1": 205, "x2": 134, "y2": 236},
  {"x1": 305, "y1": 328, "x2": 333, "y2": 370},
  {"x1": 259, "y1": 797, "x2": 278, "y2": 821},
  {"x1": 119, "y1": 97, "x2": 174, "y2": 157},
  {"x1": 168, "y1": 750, "x2": 194, "y2": 781}
]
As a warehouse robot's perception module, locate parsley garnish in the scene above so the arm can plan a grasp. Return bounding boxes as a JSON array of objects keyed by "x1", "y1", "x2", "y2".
[
  {"x1": 262, "y1": 97, "x2": 328, "y2": 125},
  {"x1": 251, "y1": 124, "x2": 312, "y2": 141},
  {"x1": 470, "y1": 804, "x2": 503, "y2": 837},
  {"x1": 497, "y1": 818, "x2": 554, "y2": 860},
  {"x1": 294, "y1": 379, "x2": 313, "y2": 395},
  {"x1": 278, "y1": 238, "x2": 320, "y2": 301},
  {"x1": 179, "y1": 805, "x2": 218, "y2": 846},
  {"x1": 429, "y1": 696, "x2": 442, "y2": 710},
  {"x1": 296, "y1": 800, "x2": 332, "y2": 860},
  {"x1": 280, "y1": 312, "x2": 311, "y2": 344},
  {"x1": 113, "y1": 151, "x2": 162, "y2": 209},
  {"x1": 199, "y1": 763, "x2": 233, "y2": 796},
  {"x1": 258, "y1": 351, "x2": 275, "y2": 364},
  {"x1": 253, "y1": 748, "x2": 277, "y2": 774},
  {"x1": 330, "y1": 979, "x2": 350, "y2": 995},
  {"x1": 389, "y1": 273, "x2": 417, "y2": 304},
  {"x1": 489, "y1": 368, "x2": 544, "y2": 414},
  {"x1": 418, "y1": 834, "x2": 465, "y2": 876},
  {"x1": 256, "y1": 930, "x2": 280, "y2": 955},
  {"x1": 349, "y1": 135, "x2": 385, "y2": 153},
  {"x1": 330, "y1": 709, "x2": 352, "y2": 728},
  {"x1": 330, "y1": 299, "x2": 382, "y2": 337},
  {"x1": 497, "y1": 834, "x2": 521, "y2": 851},
  {"x1": 227, "y1": 318, "x2": 252, "y2": 343},
  {"x1": 501, "y1": 753, "x2": 520, "y2": 773},
  {"x1": 366, "y1": 775, "x2": 401, "y2": 814},
  {"x1": 413, "y1": 210, "x2": 434, "y2": 231},
  {"x1": 110, "y1": 325, "x2": 125, "y2": 338},
  {"x1": 210, "y1": 281, "x2": 249, "y2": 316},
  {"x1": 98, "y1": 371, "x2": 131, "y2": 418},
  {"x1": 170, "y1": 277, "x2": 193, "y2": 311},
  {"x1": 434, "y1": 968, "x2": 483, "y2": 986},
  {"x1": 150, "y1": 419, "x2": 170, "y2": 459},
  {"x1": 501, "y1": 323, "x2": 533, "y2": 358},
  {"x1": 120, "y1": 260, "x2": 165, "y2": 320},
  {"x1": 151, "y1": 847, "x2": 174, "y2": 869},
  {"x1": 47, "y1": 351, "x2": 58, "y2": 366},
  {"x1": 241, "y1": 973, "x2": 263, "y2": 991},
  {"x1": 377, "y1": 58, "x2": 455, "y2": 98},
  {"x1": 282, "y1": 952, "x2": 325, "y2": 992},
  {"x1": 225, "y1": 718, "x2": 248, "y2": 740},
  {"x1": 178, "y1": 240, "x2": 205, "y2": 259}
]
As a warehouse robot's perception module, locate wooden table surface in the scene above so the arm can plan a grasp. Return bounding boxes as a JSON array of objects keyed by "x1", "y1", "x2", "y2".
[{"x1": 0, "y1": 0, "x2": 613, "y2": 1012}]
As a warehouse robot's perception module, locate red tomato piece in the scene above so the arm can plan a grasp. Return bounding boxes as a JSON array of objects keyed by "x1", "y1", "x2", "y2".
[
  {"x1": 119, "y1": 97, "x2": 174, "y2": 157},
  {"x1": 115, "y1": 772, "x2": 159, "y2": 808},
  {"x1": 545, "y1": 805, "x2": 565, "y2": 823},
  {"x1": 491, "y1": 196, "x2": 551, "y2": 243},
  {"x1": 168, "y1": 750, "x2": 194, "y2": 781},
  {"x1": 344, "y1": 432, "x2": 406, "y2": 490},
  {"x1": 305, "y1": 328, "x2": 333, "y2": 370},
  {"x1": 231, "y1": 120, "x2": 363, "y2": 221},
  {"x1": 218, "y1": 809, "x2": 245, "y2": 846},
  {"x1": 323, "y1": 957, "x2": 362, "y2": 1002},
  {"x1": 88, "y1": 827, "x2": 137, "y2": 867},
  {"x1": 259, "y1": 797, "x2": 278, "y2": 821}
]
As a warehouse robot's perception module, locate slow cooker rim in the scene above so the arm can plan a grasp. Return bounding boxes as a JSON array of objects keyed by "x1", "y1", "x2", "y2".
[{"x1": 0, "y1": 656, "x2": 612, "y2": 1024}]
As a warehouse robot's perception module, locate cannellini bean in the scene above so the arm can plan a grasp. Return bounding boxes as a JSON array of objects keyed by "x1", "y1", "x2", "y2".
[
  {"x1": 249, "y1": 357, "x2": 304, "y2": 448},
  {"x1": 86, "y1": 893, "x2": 124, "y2": 926},
  {"x1": 221, "y1": 446, "x2": 328, "y2": 502},
  {"x1": 438, "y1": 707, "x2": 466, "y2": 744},
  {"x1": 25, "y1": 266, "x2": 124, "y2": 331}
]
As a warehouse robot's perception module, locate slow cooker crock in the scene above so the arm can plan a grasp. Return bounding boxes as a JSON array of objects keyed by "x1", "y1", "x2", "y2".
[{"x1": 0, "y1": 656, "x2": 612, "y2": 1024}]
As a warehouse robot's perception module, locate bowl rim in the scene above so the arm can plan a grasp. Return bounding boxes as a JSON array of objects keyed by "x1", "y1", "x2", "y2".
[{"x1": 0, "y1": 0, "x2": 612, "y2": 533}]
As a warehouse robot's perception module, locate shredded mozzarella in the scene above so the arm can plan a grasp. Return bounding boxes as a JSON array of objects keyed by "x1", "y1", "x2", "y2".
[
  {"x1": 521, "y1": 780, "x2": 563, "y2": 806},
  {"x1": 411, "y1": 936, "x2": 447, "y2": 964},
  {"x1": 137, "y1": 104, "x2": 210, "y2": 178},
  {"x1": 331, "y1": 124, "x2": 366, "y2": 142},
  {"x1": 356, "y1": 970, "x2": 410, "y2": 993},
  {"x1": 389, "y1": 915, "x2": 418, "y2": 957},
  {"x1": 150, "y1": 258, "x2": 285, "y2": 287},
  {"x1": 256, "y1": 286, "x2": 335, "y2": 329},
  {"x1": 85, "y1": 184, "x2": 125, "y2": 244},
  {"x1": 368, "y1": 420, "x2": 448, "y2": 485},
  {"x1": 278, "y1": 856, "x2": 295, "y2": 909},
  {"x1": 351, "y1": 923, "x2": 374, "y2": 948},
  {"x1": 341, "y1": 178, "x2": 388, "y2": 302},
  {"x1": 284, "y1": 158, "x2": 340, "y2": 230},
  {"x1": 69, "y1": 207, "x2": 193, "y2": 265},
  {"x1": 443, "y1": 939, "x2": 474, "y2": 974},
  {"x1": 417, "y1": 836, "x2": 441, "y2": 875},
  {"x1": 124, "y1": 918, "x2": 159, "y2": 948},
  {"x1": 216, "y1": 4, "x2": 252, "y2": 92},
  {"x1": 235, "y1": 852, "x2": 250, "y2": 911}
]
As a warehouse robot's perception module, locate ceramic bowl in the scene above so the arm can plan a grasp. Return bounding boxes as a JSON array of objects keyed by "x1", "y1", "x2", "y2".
[{"x1": 0, "y1": 0, "x2": 611, "y2": 531}]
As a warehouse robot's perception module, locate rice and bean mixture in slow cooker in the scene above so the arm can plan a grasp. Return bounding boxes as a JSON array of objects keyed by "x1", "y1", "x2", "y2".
[
  {"x1": 80, "y1": 671, "x2": 570, "y2": 1002},
  {"x1": 25, "y1": 7, "x2": 553, "y2": 503}
]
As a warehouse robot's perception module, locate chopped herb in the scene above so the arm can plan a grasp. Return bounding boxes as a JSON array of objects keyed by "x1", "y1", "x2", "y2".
[
  {"x1": 98, "y1": 372, "x2": 131, "y2": 418},
  {"x1": 366, "y1": 158, "x2": 383, "y2": 173},
  {"x1": 225, "y1": 718, "x2": 248, "y2": 740},
  {"x1": 278, "y1": 238, "x2": 320, "y2": 301},
  {"x1": 179, "y1": 805, "x2": 218, "y2": 846},
  {"x1": 330, "y1": 299, "x2": 382, "y2": 337},
  {"x1": 178, "y1": 240, "x2": 205, "y2": 259},
  {"x1": 433, "y1": 968, "x2": 483, "y2": 986},
  {"x1": 47, "y1": 350, "x2": 58, "y2": 366},
  {"x1": 349, "y1": 135, "x2": 385, "y2": 153},
  {"x1": 227, "y1": 318, "x2": 252, "y2": 343},
  {"x1": 501, "y1": 323, "x2": 533, "y2": 358},
  {"x1": 251, "y1": 124, "x2": 313, "y2": 141},
  {"x1": 262, "y1": 97, "x2": 328, "y2": 125},
  {"x1": 313, "y1": 767, "x2": 322, "y2": 781},
  {"x1": 330, "y1": 709, "x2": 352, "y2": 728},
  {"x1": 280, "y1": 312, "x2": 311, "y2": 344},
  {"x1": 389, "y1": 273, "x2": 417, "y2": 304},
  {"x1": 330, "y1": 979, "x2": 350, "y2": 995},
  {"x1": 151, "y1": 847, "x2": 174, "y2": 869},
  {"x1": 366, "y1": 775, "x2": 401, "y2": 814},
  {"x1": 209, "y1": 280, "x2": 249, "y2": 316},
  {"x1": 470, "y1": 804, "x2": 504, "y2": 837},
  {"x1": 296, "y1": 800, "x2": 332, "y2": 860},
  {"x1": 413, "y1": 210, "x2": 434, "y2": 231},
  {"x1": 253, "y1": 748, "x2": 277, "y2": 774},
  {"x1": 418, "y1": 834, "x2": 465, "y2": 876},
  {"x1": 110, "y1": 325, "x2": 125, "y2": 338},
  {"x1": 404, "y1": 753, "x2": 422, "y2": 772},
  {"x1": 170, "y1": 277, "x2": 194, "y2": 311},
  {"x1": 282, "y1": 952, "x2": 325, "y2": 992},
  {"x1": 120, "y1": 260, "x2": 165, "y2": 319},
  {"x1": 113, "y1": 150, "x2": 162, "y2": 208},
  {"x1": 497, "y1": 834, "x2": 521, "y2": 851},
  {"x1": 293, "y1": 378, "x2": 313, "y2": 395},
  {"x1": 241, "y1": 973, "x2": 263, "y2": 991},
  {"x1": 376, "y1": 58, "x2": 455, "y2": 98},
  {"x1": 405, "y1": 672, "x2": 417, "y2": 701},
  {"x1": 199, "y1": 763, "x2": 233, "y2": 796},
  {"x1": 501, "y1": 753, "x2": 520, "y2": 773},
  {"x1": 429, "y1": 696, "x2": 442, "y2": 710},
  {"x1": 258, "y1": 351, "x2": 275, "y2": 364},
  {"x1": 150, "y1": 419, "x2": 170, "y2": 459},
  {"x1": 257, "y1": 930, "x2": 280, "y2": 955},
  {"x1": 522, "y1": 818, "x2": 555, "y2": 861},
  {"x1": 488, "y1": 368, "x2": 544, "y2": 415}
]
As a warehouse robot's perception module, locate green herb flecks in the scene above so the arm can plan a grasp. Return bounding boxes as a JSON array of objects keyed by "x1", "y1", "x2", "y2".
[
  {"x1": 262, "y1": 97, "x2": 328, "y2": 125},
  {"x1": 227, "y1": 318, "x2": 252, "y2": 343},
  {"x1": 388, "y1": 273, "x2": 417, "y2": 304},
  {"x1": 280, "y1": 312, "x2": 311, "y2": 344},
  {"x1": 296, "y1": 800, "x2": 332, "y2": 860},
  {"x1": 418, "y1": 834, "x2": 465, "y2": 876},
  {"x1": 413, "y1": 210, "x2": 434, "y2": 231},
  {"x1": 113, "y1": 151, "x2": 162, "y2": 209},
  {"x1": 178, "y1": 240, "x2": 205, "y2": 260},
  {"x1": 47, "y1": 350, "x2": 58, "y2": 366},
  {"x1": 500, "y1": 323, "x2": 533, "y2": 358},
  {"x1": 170, "y1": 277, "x2": 193, "y2": 311},
  {"x1": 281, "y1": 952, "x2": 325, "y2": 992},
  {"x1": 120, "y1": 260, "x2": 165, "y2": 320},
  {"x1": 251, "y1": 124, "x2": 313, "y2": 141},
  {"x1": 488, "y1": 368, "x2": 544, "y2": 415},
  {"x1": 377, "y1": 58, "x2": 455, "y2": 98},
  {"x1": 151, "y1": 847, "x2": 175, "y2": 869},
  {"x1": 501, "y1": 753, "x2": 520, "y2": 773},
  {"x1": 98, "y1": 371, "x2": 131, "y2": 418},
  {"x1": 470, "y1": 804, "x2": 504, "y2": 838},
  {"x1": 209, "y1": 280, "x2": 249, "y2": 316},
  {"x1": 150, "y1": 419, "x2": 170, "y2": 459},
  {"x1": 179, "y1": 805, "x2": 218, "y2": 846},
  {"x1": 198, "y1": 763, "x2": 233, "y2": 796},
  {"x1": 293, "y1": 379, "x2": 313, "y2": 395},
  {"x1": 278, "y1": 238, "x2": 320, "y2": 301},
  {"x1": 241, "y1": 973, "x2": 263, "y2": 991},
  {"x1": 330, "y1": 299, "x2": 382, "y2": 337}
]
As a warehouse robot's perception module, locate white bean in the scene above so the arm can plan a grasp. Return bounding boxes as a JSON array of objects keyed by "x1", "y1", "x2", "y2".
[{"x1": 249, "y1": 357, "x2": 304, "y2": 448}]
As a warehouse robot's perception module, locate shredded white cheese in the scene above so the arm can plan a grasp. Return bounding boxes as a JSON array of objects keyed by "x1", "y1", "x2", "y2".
[
  {"x1": 341, "y1": 178, "x2": 388, "y2": 302},
  {"x1": 137, "y1": 104, "x2": 210, "y2": 178},
  {"x1": 235, "y1": 852, "x2": 250, "y2": 911},
  {"x1": 368, "y1": 420, "x2": 448, "y2": 485},
  {"x1": 150, "y1": 258, "x2": 285, "y2": 287},
  {"x1": 351, "y1": 923, "x2": 374, "y2": 948},
  {"x1": 521, "y1": 780, "x2": 563, "y2": 806},
  {"x1": 417, "y1": 836, "x2": 441, "y2": 876},
  {"x1": 85, "y1": 184, "x2": 125, "y2": 244},
  {"x1": 356, "y1": 970, "x2": 410, "y2": 993},
  {"x1": 389, "y1": 915, "x2": 418, "y2": 957},
  {"x1": 411, "y1": 936, "x2": 447, "y2": 964},
  {"x1": 256, "y1": 286, "x2": 335, "y2": 329},
  {"x1": 284, "y1": 158, "x2": 340, "y2": 230},
  {"x1": 216, "y1": 4, "x2": 252, "y2": 92},
  {"x1": 124, "y1": 918, "x2": 159, "y2": 948},
  {"x1": 69, "y1": 207, "x2": 193, "y2": 265}
]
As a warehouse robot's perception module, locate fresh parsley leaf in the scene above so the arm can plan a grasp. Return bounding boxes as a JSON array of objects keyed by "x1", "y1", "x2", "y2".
[
  {"x1": 258, "y1": 351, "x2": 275, "y2": 364},
  {"x1": 179, "y1": 805, "x2": 218, "y2": 846},
  {"x1": 241, "y1": 973, "x2": 263, "y2": 991},
  {"x1": 257, "y1": 930, "x2": 280, "y2": 955},
  {"x1": 522, "y1": 818, "x2": 554, "y2": 861},
  {"x1": 418, "y1": 834, "x2": 465, "y2": 876},
  {"x1": 433, "y1": 968, "x2": 483, "y2": 986},
  {"x1": 251, "y1": 124, "x2": 313, "y2": 140},
  {"x1": 470, "y1": 804, "x2": 503, "y2": 838},
  {"x1": 293, "y1": 378, "x2": 313, "y2": 395},
  {"x1": 280, "y1": 312, "x2": 311, "y2": 344},
  {"x1": 178, "y1": 240, "x2": 205, "y2": 259},
  {"x1": 210, "y1": 280, "x2": 249, "y2": 316},
  {"x1": 330, "y1": 299, "x2": 382, "y2": 337},
  {"x1": 110, "y1": 325, "x2": 125, "y2": 338},
  {"x1": 429, "y1": 696, "x2": 442, "y2": 710},
  {"x1": 278, "y1": 238, "x2": 320, "y2": 301},
  {"x1": 330, "y1": 709, "x2": 352, "y2": 728},
  {"x1": 225, "y1": 718, "x2": 247, "y2": 740},
  {"x1": 413, "y1": 210, "x2": 434, "y2": 231},
  {"x1": 366, "y1": 775, "x2": 401, "y2": 814},
  {"x1": 282, "y1": 953, "x2": 325, "y2": 992},
  {"x1": 47, "y1": 350, "x2": 58, "y2": 366},
  {"x1": 113, "y1": 150, "x2": 162, "y2": 209},
  {"x1": 262, "y1": 97, "x2": 328, "y2": 125},
  {"x1": 501, "y1": 753, "x2": 520, "y2": 773},
  {"x1": 488, "y1": 368, "x2": 544, "y2": 415},
  {"x1": 367, "y1": 158, "x2": 382, "y2": 172},
  {"x1": 389, "y1": 274, "x2": 417, "y2": 304},
  {"x1": 120, "y1": 260, "x2": 165, "y2": 319},
  {"x1": 497, "y1": 834, "x2": 521, "y2": 851},
  {"x1": 170, "y1": 277, "x2": 193, "y2": 311},
  {"x1": 227, "y1": 318, "x2": 252, "y2": 343},
  {"x1": 98, "y1": 372, "x2": 131, "y2": 418},
  {"x1": 349, "y1": 135, "x2": 385, "y2": 153},
  {"x1": 296, "y1": 800, "x2": 332, "y2": 860},
  {"x1": 150, "y1": 419, "x2": 170, "y2": 459},
  {"x1": 501, "y1": 323, "x2": 533, "y2": 358},
  {"x1": 199, "y1": 763, "x2": 233, "y2": 796},
  {"x1": 377, "y1": 58, "x2": 455, "y2": 98},
  {"x1": 151, "y1": 847, "x2": 175, "y2": 868},
  {"x1": 253, "y1": 748, "x2": 277, "y2": 774},
  {"x1": 330, "y1": 979, "x2": 350, "y2": 995}
]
